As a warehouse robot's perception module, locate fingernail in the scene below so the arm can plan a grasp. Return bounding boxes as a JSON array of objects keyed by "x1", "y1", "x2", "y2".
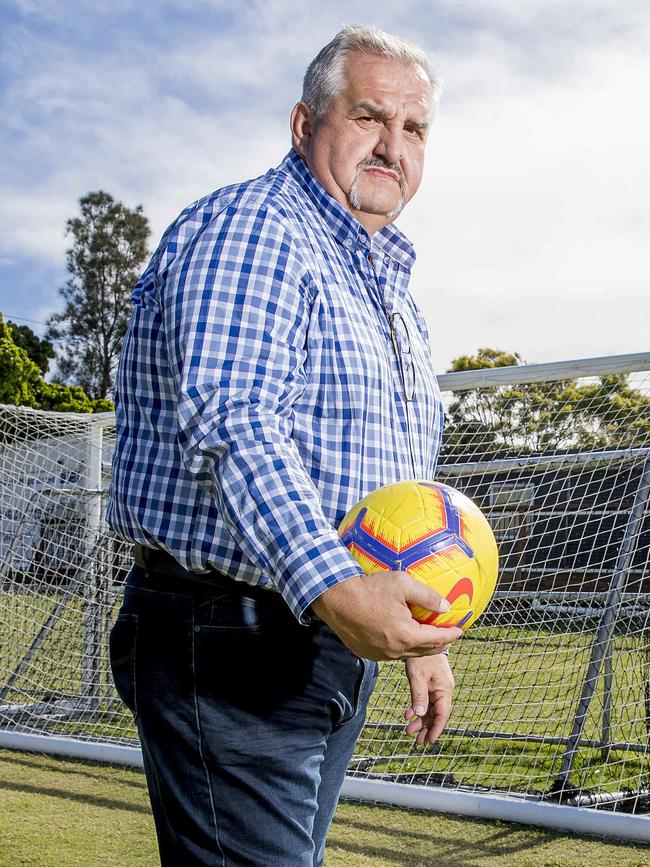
[
  {"x1": 414, "y1": 705, "x2": 426, "y2": 716},
  {"x1": 439, "y1": 599, "x2": 450, "y2": 612}
]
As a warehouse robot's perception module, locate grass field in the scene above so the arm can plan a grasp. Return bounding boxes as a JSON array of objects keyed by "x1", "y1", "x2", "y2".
[
  {"x1": 2, "y1": 589, "x2": 650, "y2": 802},
  {"x1": 1, "y1": 749, "x2": 650, "y2": 866},
  {"x1": 360, "y1": 629, "x2": 650, "y2": 795}
]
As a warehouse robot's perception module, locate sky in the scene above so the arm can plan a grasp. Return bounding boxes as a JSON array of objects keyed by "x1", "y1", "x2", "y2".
[{"x1": 0, "y1": 0, "x2": 648, "y2": 374}]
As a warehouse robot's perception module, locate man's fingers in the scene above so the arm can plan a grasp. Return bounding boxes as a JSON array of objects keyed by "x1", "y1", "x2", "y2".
[
  {"x1": 408, "y1": 700, "x2": 449, "y2": 744},
  {"x1": 405, "y1": 674, "x2": 428, "y2": 720},
  {"x1": 424, "y1": 696, "x2": 452, "y2": 743},
  {"x1": 426, "y1": 718, "x2": 445, "y2": 743},
  {"x1": 406, "y1": 716, "x2": 425, "y2": 736},
  {"x1": 404, "y1": 655, "x2": 455, "y2": 744},
  {"x1": 400, "y1": 573, "x2": 451, "y2": 613},
  {"x1": 405, "y1": 681, "x2": 426, "y2": 724},
  {"x1": 400, "y1": 622, "x2": 462, "y2": 657},
  {"x1": 310, "y1": 570, "x2": 463, "y2": 661}
]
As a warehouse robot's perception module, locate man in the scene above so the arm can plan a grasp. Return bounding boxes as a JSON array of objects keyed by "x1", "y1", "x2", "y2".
[{"x1": 108, "y1": 24, "x2": 462, "y2": 866}]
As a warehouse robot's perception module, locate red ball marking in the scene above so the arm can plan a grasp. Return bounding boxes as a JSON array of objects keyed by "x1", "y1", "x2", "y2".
[
  {"x1": 411, "y1": 577, "x2": 474, "y2": 625},
  {"x1": 374, "y1": 530, "x2": 400, "y2": 552},
  {"x1": 415, "y1": 609, "x2": 440, "y2": 625},
  {"x1": 446, "y1": 577, "x2": 474, "y2": 605},
  {"x1": 403, "y1": 527, "x2": 444, "y2": 549},
  {"x1": 428, "y1": 486, "x2": 449, "y2": 532},
  {"x1": 408, "y1": 543, "x2": 466, "y2": 572},
  {"x1": 359, "y1": 514, "x2": 400, "y2": 553},
  {"x1": 349, "y1": 544, "x2": 390, "y2": 573}
]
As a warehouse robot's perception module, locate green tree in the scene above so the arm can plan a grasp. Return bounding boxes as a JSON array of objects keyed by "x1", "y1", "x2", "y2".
[
  {"x1": 0, "y1": 314, "x2": 111, "y2": 414},
  {"x1": 443, "y1": 348, "x2": 650, "y2": 455},
  {"x1": 47, "y1": 191, "x2": 149, "y2": 400},
  {"x1": 567, "y1": 374, "x2": 650, "y2": 449},
  {"x1": 6, "y1": 321, "x2": 55, "y2": 375},
  {"x1": 448, "y1": 347, "x2": 523, "y2": 372},
  {"x1": 0, "y1": 316, "x2": 42, "y2": 407}
]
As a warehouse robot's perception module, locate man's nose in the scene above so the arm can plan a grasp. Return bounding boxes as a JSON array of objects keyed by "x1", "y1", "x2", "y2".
[{"x1": 373, "y1": 124, "x2": 403, "y2": 165}]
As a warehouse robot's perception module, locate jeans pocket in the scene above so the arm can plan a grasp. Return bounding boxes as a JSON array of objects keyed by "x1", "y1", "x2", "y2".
[
  {"x1": 193, "y1": 612, "x2": 267, "y2": 711},
  {"x1": 109, "y1": 612, "x2": 139, "y2": 716},
  {"x1": 193, "y1": 595, "x2": 313, "y2": 714}
]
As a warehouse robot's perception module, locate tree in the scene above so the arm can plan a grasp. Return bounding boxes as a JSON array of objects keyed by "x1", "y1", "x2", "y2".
[
  {"x1": 0, "y1": 316, "x2": 42, "y2": 407},
  {"x1": 6, "y1": 321, "x2": 55, "y2": 375},
  {"x1": 47, "y1": 191, "x2": 149, "y2": 400},
  {"x1": 0, "y1": 314, "x2": 111, "y2": 414},
  {"x1": 443, "y1": 347, "x2": 650, "y2": 455}
]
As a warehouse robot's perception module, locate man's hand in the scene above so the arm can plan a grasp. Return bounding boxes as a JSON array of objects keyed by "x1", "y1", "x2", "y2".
[
  {"x1": 404, "y1": 653, "x2": 455, "y2": 745},
  {"x1": 310, "y1": 571, "x2": 462, "y2": 661}
]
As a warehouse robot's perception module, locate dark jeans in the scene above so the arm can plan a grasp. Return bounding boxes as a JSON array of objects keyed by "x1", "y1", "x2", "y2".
[{"x1": 109, "y1": 566, "x2": 377, "y2": 866}]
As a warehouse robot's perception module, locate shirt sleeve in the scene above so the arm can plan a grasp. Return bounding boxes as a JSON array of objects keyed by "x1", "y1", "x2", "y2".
[{"x1": 160, "y1": 200, "x2": 364, "y2": 621}]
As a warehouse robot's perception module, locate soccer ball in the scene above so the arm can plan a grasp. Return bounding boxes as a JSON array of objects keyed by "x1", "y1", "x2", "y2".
[{"x1": 338, "y1": 480, "x2": 499, "y2": 631}]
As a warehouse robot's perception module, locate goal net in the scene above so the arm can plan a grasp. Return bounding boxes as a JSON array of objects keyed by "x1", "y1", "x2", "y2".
[{"x1": 1, "y1": 352, "x2": 649, "y2": 827}]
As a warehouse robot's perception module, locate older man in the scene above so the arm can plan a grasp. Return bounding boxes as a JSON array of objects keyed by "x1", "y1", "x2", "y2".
[{"x1": 108, "y1": 24, "x2": 461, "y2": 866}]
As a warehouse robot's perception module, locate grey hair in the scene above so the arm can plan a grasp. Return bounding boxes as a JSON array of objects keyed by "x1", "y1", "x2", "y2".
[{"x1": 302, "y1": 25, "x2": 442, "y2": 120}]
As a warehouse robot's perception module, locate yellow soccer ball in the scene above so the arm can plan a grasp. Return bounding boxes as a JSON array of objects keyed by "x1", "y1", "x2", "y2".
[{"x1": 338, "y1": 480, "x2": 499, "y2": 630}]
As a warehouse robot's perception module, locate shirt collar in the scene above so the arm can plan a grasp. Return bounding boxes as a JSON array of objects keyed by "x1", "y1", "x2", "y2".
[{"x1": 280, "y1": 150, "x2": 416, "y2": 272}]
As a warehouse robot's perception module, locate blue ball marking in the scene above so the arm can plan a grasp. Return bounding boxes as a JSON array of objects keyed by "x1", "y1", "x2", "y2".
[{"x1": 340, "y1": 484, "x2": 475, "y2": 572}]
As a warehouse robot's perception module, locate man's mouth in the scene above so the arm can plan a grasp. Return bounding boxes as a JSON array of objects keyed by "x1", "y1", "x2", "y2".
[
  {"x1": 363, "y1": 166, "x2": 400, "y2": 183},
  {"x1": 348, "y1": 159, "x2": 406, "y2": 216}
]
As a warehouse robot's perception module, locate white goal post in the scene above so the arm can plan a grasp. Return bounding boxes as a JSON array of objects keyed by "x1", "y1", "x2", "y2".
[{"x1": 1, "y1": 351, "x2": 649, "y2": 843}]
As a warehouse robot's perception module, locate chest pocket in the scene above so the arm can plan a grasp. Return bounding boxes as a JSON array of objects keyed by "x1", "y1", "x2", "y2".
[{"x1": 300, "y1": 287, "x2": 394, "y2": 418}]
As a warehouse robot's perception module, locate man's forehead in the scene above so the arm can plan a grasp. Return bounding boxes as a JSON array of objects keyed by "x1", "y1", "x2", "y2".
[{"x1": 340, "y1": 52, "x2": 433, "y2": 116}]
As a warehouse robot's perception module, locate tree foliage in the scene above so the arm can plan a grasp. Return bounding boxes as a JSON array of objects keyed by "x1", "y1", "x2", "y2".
[
  {"x1": 47, "y1": 191, "x2": 149, "y2": 400},
  {"x1": 0, "y1": 315, "x2": 111, "y2": 413},
  {"x1": 444, "y1": 347, "x2": 650, "y2": 455},
  {"x1": 0, "y1": 316, "x2": 42, "y2": 407},
  {"x1": 6, "y1": 321, "x2": 55, "y2": 375}
]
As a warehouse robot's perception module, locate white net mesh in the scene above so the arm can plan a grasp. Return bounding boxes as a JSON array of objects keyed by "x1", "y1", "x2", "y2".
[
  {"x1": 355, "y1": 356, "x2": 650, "y2": 814},
  {"x1": 1, "y1": 353, "x2": 649, "y2": 818},
  {"x1": 0, "y1": 408, "x2": 132, "y2": 744}
]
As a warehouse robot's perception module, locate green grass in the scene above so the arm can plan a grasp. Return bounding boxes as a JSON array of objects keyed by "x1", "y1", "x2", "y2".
[
  {"x1": 359, "y1": 629, "x2": 650, "y2": 795},
  {"x1": 1, "y1": 750, "x2": 650, "y2": 867},
  {"x1": 2, "y1": 590, "x2": 650, "y2": 799}
]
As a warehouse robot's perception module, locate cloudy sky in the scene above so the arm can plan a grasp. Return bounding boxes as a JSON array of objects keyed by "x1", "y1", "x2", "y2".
[{"x1": 1, "y1": 0, "x2": 648, "y2": 374}]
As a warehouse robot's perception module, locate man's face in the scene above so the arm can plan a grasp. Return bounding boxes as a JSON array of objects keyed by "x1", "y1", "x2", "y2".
[{"x1": 292, "y1": 51, "x2": 434, "y2": 234}]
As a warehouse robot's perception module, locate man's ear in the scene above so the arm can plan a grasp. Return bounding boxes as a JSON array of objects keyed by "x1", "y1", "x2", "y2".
[{"x1": 290, "y1": 101, "x2": 313, "y2": 158}]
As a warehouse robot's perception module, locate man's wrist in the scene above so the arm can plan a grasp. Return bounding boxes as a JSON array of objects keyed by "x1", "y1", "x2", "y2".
[{"x1": 308, "y1": 572, "x2": 364, "y2": 622}]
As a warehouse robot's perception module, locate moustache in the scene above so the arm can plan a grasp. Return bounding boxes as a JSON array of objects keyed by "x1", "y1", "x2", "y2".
[{"x1": 358, "y1": 157, "x2": 405, "y2": 187}]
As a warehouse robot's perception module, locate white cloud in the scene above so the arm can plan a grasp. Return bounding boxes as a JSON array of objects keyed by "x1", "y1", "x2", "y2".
[
  {"x1": 1, "y1": 0, "x2": 648, "y2": 369},
  {"x1": 399, "y1": 19, "x2": 650, "y2": 368}
]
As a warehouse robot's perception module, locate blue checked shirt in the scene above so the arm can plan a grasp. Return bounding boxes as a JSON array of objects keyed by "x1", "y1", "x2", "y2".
[{"x1": 108, "y1": 150, "x2": 444, "y2": 621}]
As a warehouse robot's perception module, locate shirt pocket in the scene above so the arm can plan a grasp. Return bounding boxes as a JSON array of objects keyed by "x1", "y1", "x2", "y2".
[{"x1": 303, "y1": 291, "x2": 394, "y2": 416}]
